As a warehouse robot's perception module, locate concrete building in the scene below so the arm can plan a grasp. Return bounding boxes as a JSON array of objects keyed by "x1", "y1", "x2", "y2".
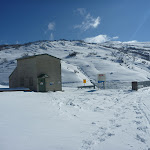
[{"x1": 9, "y1": 54, "x2": 62, "y2": 92}]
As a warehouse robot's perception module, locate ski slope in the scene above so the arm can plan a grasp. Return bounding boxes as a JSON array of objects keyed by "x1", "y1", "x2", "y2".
[{"x1": 1, "y1": 40, "x2": 150, "y2": 86}]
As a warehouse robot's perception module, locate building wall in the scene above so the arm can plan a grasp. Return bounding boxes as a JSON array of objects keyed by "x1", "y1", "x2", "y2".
[
  {"x1": 9, "y1": 54, "x2": 62, "y2": 92},
  {"x1": 9, "y1": 67, "x2": 18, "y2": 88},
  {"x1": 17, "y1": 57, "x2": 37, "y2": 91},
  {"x1": 36, "y1": 55, "x2": 62, "y2": 91}
]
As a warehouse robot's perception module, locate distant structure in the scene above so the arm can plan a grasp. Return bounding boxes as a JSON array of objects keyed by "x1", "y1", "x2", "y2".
[
  {"x1": 97, "y1": 74, "x2": 106, "y2": 89},
  {"x1": 9, "y1": 54, "x2": 62, "y2": 92}
]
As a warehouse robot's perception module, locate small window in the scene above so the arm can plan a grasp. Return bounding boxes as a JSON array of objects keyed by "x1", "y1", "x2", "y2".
[
  {"x1": 29, "y1": 77, "x2": 33, "y2": 86},
  {"x1": 20, "y1": 77, "x2": 24, "y2": 87}
]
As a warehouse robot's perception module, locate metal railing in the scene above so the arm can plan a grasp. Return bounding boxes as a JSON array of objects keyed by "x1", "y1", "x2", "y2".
[{"x1": 95, "y1": 81, "x2": 131, "y2": 90}]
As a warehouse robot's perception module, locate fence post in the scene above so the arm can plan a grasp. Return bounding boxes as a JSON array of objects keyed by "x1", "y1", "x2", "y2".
[{"x1": 132, "y1": 81, "x2": 138, "y2": 91}]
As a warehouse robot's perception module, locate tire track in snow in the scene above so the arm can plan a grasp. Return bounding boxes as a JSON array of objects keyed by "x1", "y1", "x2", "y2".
[
  {"x1": 80, "y1": 90, "x2": 130, "y2": 150},
  {"x1": 138, "y1": 101, "x2": 150, "y2": 125},
  {"x1": 80, "y1": 89, "x2": 150, "y2": 150},
  {"x1": 48, "y1": 89, "x2": 150, "y2": 150},
  {"x1": 131, "y1": 89, "x2": 150, "y2": 149}
]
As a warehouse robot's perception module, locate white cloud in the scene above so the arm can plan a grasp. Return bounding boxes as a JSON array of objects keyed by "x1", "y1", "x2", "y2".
[
  {"x1": 74, "y1": 8, "x2": 100, "y2": 31},
  {"x1": 92, "y1": 17, "x2": 100, "y2": 28},
  {"x1": 123, "y1": 40, "x2": 138, "y2": 43},
  {"x1": 48, "y1": 22, "x2": 55, "y2": 31},
  {"x1": 50, "y1": 33, "x2": 54, "y2": 40},
  {"x1": 76, "y1": 8, "x2": 86, "y2": 16},
  {"x1": 45, "y1": 22, "x2": 55, "y2": 40},
  {"x1": 112, "y1": 36, "x2": 119, "y2": 40},
  {"x1": 84, "y1": 34, "x2": 119, "y2": 43}
]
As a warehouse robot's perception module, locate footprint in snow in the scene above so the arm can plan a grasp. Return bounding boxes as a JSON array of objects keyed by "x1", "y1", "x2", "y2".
[
  {"x1": 136, "y1": 134, "x2": 146, "y2": 143},
  {"x1": 137, "y1": 126, "x2": 148, "y2": 133},
  {"x1": 133, "y1": 120, "x2": 141, "y2": 125},
  {"x1": 136, "y1": 116, "x2": 143, "y2": 119},
  {"x1": 81, "y1": 140, "x2": 94, "y2": 150}
]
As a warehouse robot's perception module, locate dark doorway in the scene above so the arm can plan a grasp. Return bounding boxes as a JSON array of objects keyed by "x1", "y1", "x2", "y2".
[
  {"x1": 38, "y1": 74, "x2": 48, "y2": 92},
  {"x1": 38, "y1": 78, "x2": 46, "y2": 92}
]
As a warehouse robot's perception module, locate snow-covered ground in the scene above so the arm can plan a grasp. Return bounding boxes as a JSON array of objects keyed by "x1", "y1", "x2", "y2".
[
  {"x1": 1, "y1": 40, "x2": 150, "y2": 149},
  {"x1": 1, "y1": 87, "x2": 150, "y2": 150}
]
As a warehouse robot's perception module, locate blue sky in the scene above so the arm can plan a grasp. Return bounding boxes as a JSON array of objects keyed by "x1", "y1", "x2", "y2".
[{"x1": 1, "y1": 0, "x2": 150, "y2": 44}]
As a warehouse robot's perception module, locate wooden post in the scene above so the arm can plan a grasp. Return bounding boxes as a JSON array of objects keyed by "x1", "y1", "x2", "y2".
[{"x1": 132, "y1": 81, "x2": 138, "y2": 91}]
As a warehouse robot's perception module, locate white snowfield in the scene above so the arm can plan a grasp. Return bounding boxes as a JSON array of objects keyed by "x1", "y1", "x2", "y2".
[
  {"x1": 1, "y1": 40, "x2": 150, "y2": 149},
  {"x1": 0, "y1": 87, "x2": 150, "y2": 150}
]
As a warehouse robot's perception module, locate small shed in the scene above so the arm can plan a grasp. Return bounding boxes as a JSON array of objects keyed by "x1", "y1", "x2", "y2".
[{"x1": 9, "y1": 54, "x2": 62, "y2": 92}]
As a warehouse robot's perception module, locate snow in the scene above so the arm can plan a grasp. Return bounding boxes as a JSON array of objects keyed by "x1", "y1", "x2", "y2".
[
  {"x1": 1, "y1": 40, "x2": 150, "y2": 86},
  {"x1": 0, "y1": 87, "x2": 150, "y2": 150},
  {"x1": 1, "y1": 40, "x2": 150, "y2": 149}
]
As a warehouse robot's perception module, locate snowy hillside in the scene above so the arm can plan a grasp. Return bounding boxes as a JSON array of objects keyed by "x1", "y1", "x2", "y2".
[
  {"x1": 1, "y1": 40, "x2": 150, "y2": 150},
  {"x1": 1, "y1": 40, "x2": 150, "y2": 87}
]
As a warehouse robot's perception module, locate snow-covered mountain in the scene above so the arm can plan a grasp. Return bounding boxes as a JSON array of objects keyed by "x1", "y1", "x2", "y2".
[
  {"x1": 1, "y1": 40, "x2": 150, "y2": 87},
  {"x1": 1, "y1": 40, "x2": 150, "y2": 150}
]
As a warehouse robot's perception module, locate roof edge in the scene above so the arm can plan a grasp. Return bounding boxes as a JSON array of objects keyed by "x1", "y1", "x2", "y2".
[{"x1": 17, "y1": 53, "x2": 61, "y2": 61}]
